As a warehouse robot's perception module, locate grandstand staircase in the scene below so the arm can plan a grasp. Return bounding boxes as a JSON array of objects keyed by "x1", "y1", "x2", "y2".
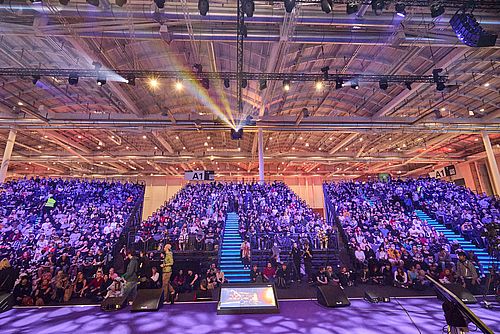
[
  {"x1": 219, "y1": 212, "x2": 250, "y2": 283},
  {"x1": 415, "y1": 210, "x2": 497, "y2": 276}
]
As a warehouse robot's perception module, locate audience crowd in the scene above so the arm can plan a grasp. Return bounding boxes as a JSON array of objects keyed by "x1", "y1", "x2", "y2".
[
  {"x1": 136, "y1": 182, "x2": 332, "y2": 253},
  {"x1": 325, "y1": 178, "x2": 498, "y2": 294},
  {"x1": 0, "y1": 177, "x2": 144, "y2": 305}
]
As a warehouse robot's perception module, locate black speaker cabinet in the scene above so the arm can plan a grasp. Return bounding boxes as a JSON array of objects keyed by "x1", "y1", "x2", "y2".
[
  {"x1": 0, "y1": 293, "x2": 14, "y2": 313},
  {"x1": 443, "y1": 283, "x2": 477, "y2": 304},
  {"x1": 101, "y1": 295, "x2": 128, "y2": 312},
  {"x1": 317, "y1": 285, "x2": 350, "y2": 307},
  {"x1": 131, "y1": 289, "x2": 164, "y2": 312},
  {"x1": 364, "y1": 288, "x2": 391, "y2": 303}
]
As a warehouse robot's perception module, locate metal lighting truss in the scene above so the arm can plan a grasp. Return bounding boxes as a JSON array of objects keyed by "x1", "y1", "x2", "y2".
[
  {"x1": 291, "y1": 0, "x2": 500, "y2": 10},
  {"x1": 0, "y1": 68, "x2": 448, "y2": 84}
]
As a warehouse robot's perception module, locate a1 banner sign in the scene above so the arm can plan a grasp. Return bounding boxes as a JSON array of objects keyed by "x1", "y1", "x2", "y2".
[{"x1": 184, "y1": 170, "x2": 215, "y2": 181}]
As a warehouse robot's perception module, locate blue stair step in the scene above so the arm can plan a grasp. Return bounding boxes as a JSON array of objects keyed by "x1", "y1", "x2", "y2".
[
  {"x1": 415, "y1": 209, "x2": 496, "y2": 275},
  {"x1": 218, "y1": 212, "x2": 249, "y2": 283}
]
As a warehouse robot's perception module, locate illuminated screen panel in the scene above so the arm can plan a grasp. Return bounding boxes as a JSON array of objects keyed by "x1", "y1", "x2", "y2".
[{"x1": 217, "y1": 284, "x2": 280, "y2": 315}]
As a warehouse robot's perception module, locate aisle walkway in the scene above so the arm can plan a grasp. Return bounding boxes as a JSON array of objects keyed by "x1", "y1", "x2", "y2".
[
  {"x1": 415, "y1": 210, "x2": 497, "y2": 275},
  {"x1": 219, "y1": 212, "x2": 249, "y2": 283}
]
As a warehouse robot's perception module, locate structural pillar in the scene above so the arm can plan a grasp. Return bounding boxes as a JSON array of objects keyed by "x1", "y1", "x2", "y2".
[
  {"x1": 481, "y1": 131, "x2": 500, "y2": 196},
  {"x1": 258, "y1": 128, "x2": 264, "y2": 184},
  {"x1": 0, "y1": 129, "x2": 17, "y2": 184}
]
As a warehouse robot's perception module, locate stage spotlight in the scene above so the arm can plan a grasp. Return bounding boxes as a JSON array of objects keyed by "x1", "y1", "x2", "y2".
[
  {"x1": 404, "y1": 81, "x2": 412, "y2": 90},
  {"x1": 283, "y1": 80, "x2": 291, "y2": 91},
  {"x1": 347, "y1": 2, "x2": 359, "y2": 14},
  {"x1": 59, "y1": 0, "x2": 70, "y2": 5},
  {"x1": 148, "y1": 78, "x2": 159, "y2": 89},
  {"x1": 175, "y1": 79, "x2": 183, "y2": 91},
  {"x1": 231, "y1": 128, "x2": 243, "y2": 140},
  {"x1": 430, "y1": 3, "x2": 444, "y2": 18},
  {"x1": 154, "y1": 0, "x2": 165, "y2": 9},
  {"x1": 126, "y1": 76, "x2": 135, "y2": 86},
  {"x1": 284, "y1": 0, "x2": 296, "y2": 13},
  {"x1": 436, "y1": 82, "x2": 446, "y2": 91},
  {"x1": 450, "y1": 11, "x2": 498, "y2": 47},
  {"x1": 351, "y1": 79, "x2": 359, "y2": 90},
  {"x1": 243, "y1": 0, "x2": 255, "y2": 17},
  {"x1": 241, "y1": 79, "x2": 248, "y2": 89},
  {"x1": 116, "y1": 0, "x2": 126, "y2": 7},
  {"x1": 371, "y1": 0, "x2": 385, "y2": 15},
  {"x1": 86, "y1": 0, "x2": 99, "y2": 6},
  {"x1": 68, "y1": 73, "x2": 79, "y2": 86},
  {"x1": 223, "y1": 79, "x2": 230, "y2": 88},
  {"x1": 468, "y1": 110, "x2": 475, "y2": 116},
  {"x1": 315, "y1": 79, "x2": 324, "y2": 91},
  {"x1": 321, "y1": 0, "x2": 333, "y2": 14},
  {"x1": 395, "y1": 3, "x2": 406, "y2": 17},
  {"x1": 32, "y1": 75, "x2": 40, "y2": 85},
  {"x1": 379, "y1": 78, "x2": 388, "y2": 90},
  {"x1": 198, "y1": 0, "x2": 209, "y2": 16},
  {"x1": 335, "y1": 78, "x2": 344, "y2": 89},
  {"x1": 97, "y1": 76, "x2": 106, "y2": 86},
  {"x1": 259, "y1": 79, "x2": 267, "y2": 90}
]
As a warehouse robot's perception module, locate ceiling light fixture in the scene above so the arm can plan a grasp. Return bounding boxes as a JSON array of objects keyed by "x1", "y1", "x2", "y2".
[
  {"x1": 198, "y1": 0, "x2": 209, "y2": 16},
  {"x1": 283, "y1": 80, "x2": 291, "y2": 91}
]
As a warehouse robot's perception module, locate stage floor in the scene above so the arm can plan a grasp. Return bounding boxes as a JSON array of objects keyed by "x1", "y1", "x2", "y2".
[{"x1": 2, "y1": 297, "x2": 499, "y2": 334}]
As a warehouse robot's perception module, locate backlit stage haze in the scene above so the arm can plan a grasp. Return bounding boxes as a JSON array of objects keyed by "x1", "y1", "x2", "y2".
[{"x1": 2, "y1": 297, "x2": 499, "y2": 334}]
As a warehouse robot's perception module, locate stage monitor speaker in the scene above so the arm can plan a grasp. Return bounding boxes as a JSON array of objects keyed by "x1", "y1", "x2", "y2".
[
  {"x1": 317, "y1": 285, "x2": 350, "y2": 307},
  {"x1": 0, "y1": 293, "x2": 14, "y2": 313},
  {"x1": 364, "y1": 289, "x2": 391, "y2": 303},
  {"x1": 443, "y1": 283, "x2": 477, "y2": 304},
  {"x1": 101, "y1": 295, "x2": 128, "y2": 312},
  {"x1": 131, "y1": 289, "x2": 164, "y2": 312}
]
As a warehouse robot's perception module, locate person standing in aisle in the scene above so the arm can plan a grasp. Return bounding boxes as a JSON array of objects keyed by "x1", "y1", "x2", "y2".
[
  {"x1": 160, "y1": 244, "x2": 175, "y2": 304},
  {"x1": 290, "y1": 242, "x2": 302, "y2": 283}
]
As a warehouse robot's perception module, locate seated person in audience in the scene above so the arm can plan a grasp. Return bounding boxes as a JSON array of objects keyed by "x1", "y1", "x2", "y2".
[
  {"x1": 325, "y1": 266, "x2": 340, "y2": 286},
  {"x1": 276, "y1": 263, "x2": 291, "y2": 289},
  {"x1": 73, "y1": 271, "x2": 88, "y2": 298},
  {"x1": 87, "y1": 270, "x2": 105, "y2": 300},
  {"x1": 52, "y1": 270, "x2": 70, "y2": 303},
  {"x1": 13, "y1": 274, "x2": 33, "y2": 306},
  {"x1": 108, "y1": 267, "x2": 118, "y2": 280},
  {"x1": 370, "y1": 263, "x2": 384, "y2": 285},
  {"x1": 438, "y1": 268, "x2": 455, "y2": 284},
  {"x1": 381, "y1": 263, "x2": 393, "y2": 286},
  {"x1": 315, "y1": 267, "x2": 328, "y2": 286},
  {"x1": 149, "y1": 267, "x2": 161, "y2": 289},
  {"x1": 215, "y1": 268, "x2": 227, "y2": 286},
  {"x1": 359, "y1": 266, "x2": 370, "y2": 284},
  {"x1": 250, "y1": 265, "x2": 262, "y2": 283},
  {"x1": 98, "y1": 274, "x2": 112, "y2": 299},
  {"x1": 354, "y1": 246, "x2": 366, "y2": 269},
  {"x1": 338, "y1": 266, "x2": 354, "y2": 287},
  {"x1": 34, "y1": 278, "x2": 53, "y2": 306},
  {"x1": 172, "y1": 270, "x2": 186, "y2": 295},
  {"x1": 262, "y1": 262, "x2": 276, "y2": 283},
  {"x1": 393, "y1": 267, "x2": 409, "y2": 288},
  {"x1": 106, "y1": 277, "x2": 125, "y2": 298},
  {"x1": 184, "y1": 270, "x2": 199, "y2": 291}
]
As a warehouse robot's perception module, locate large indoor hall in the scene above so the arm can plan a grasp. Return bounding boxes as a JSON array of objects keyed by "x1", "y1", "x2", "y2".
[{"x1": 0, "y1": 1, "x2": 499, "y2": 333}]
